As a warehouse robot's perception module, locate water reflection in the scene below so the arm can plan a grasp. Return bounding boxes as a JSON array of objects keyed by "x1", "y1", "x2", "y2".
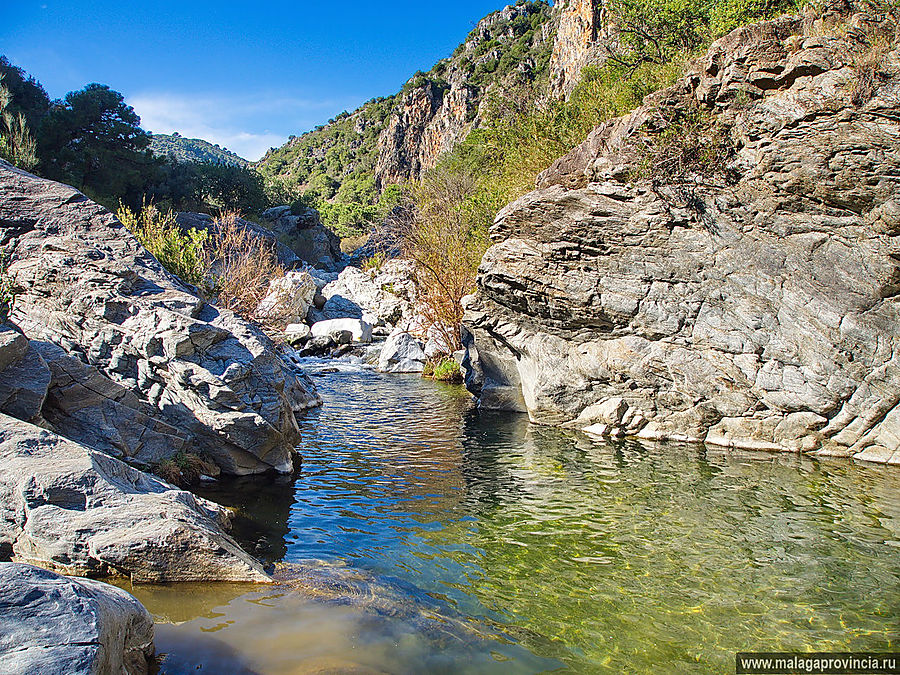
[{"x1": 143, "y1": 361, "x2": 900, "y2": 674}]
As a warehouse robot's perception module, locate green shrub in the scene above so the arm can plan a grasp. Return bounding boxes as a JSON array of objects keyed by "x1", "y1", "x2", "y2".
[
  {"x1": 426, "y1": 358, "x2": 464, "y2": 383},
  {"x1": 118, "y1": 203, "x2": 208, "y2": 285}
]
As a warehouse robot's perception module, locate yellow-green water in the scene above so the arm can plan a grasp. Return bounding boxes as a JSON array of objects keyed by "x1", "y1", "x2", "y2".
[{"x1": 122, "y1": 362, "x2": 900, "y2": 674}]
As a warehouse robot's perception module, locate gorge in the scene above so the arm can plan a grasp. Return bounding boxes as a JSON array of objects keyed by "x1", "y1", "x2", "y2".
[{"x1": 0, "y1": 0, "x2": 898, "y2": 673}]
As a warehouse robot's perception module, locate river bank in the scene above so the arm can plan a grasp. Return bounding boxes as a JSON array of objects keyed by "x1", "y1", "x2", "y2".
[{"x1": 127, "y1": 360, "x2": 900, "y2": 674}]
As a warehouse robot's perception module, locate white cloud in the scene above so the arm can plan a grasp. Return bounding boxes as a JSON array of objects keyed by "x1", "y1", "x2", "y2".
[{"x1": 128, "y1": 92, "x2": 346, "y2": 161}]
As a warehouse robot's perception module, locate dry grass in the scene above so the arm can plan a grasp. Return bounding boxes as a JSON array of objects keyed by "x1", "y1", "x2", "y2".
[
  {"x1": 154, "y1": 451, "x2": 219, "y2": 487},
  {"x1": 202, "y1": 212, "x2": 286, "y2": 323},
  {"x1": 393, "y1": 170, "x2": 488, "y2": 353}
]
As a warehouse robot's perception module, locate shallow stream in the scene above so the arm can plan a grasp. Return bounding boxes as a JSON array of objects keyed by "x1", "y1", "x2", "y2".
[{"x1": 118, "y1": 360, "x2": 900, "y2": 674}]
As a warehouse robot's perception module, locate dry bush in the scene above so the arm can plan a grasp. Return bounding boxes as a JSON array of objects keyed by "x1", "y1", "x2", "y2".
[
  {"x1": 155, "y1": 451, "x2": 219, "y2": 488},
  {"x1": 340, "y1": 233, "x2": 369, "y2": 254},
  {"x1": 202, "y1": 212, "x2": 286, "y2": 322},
  {"x1": 395, "y1": 169, "x2": 489, "y2": 352}
]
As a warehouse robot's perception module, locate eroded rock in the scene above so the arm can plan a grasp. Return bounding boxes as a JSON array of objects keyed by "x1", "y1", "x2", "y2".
[
  {"x1": 0, "y1": 413, "x2": 271, "y2": 583},
  {"x1": 0, "y1": 563, "x2": 155, "y2": 675},
  {"x1": 0, "y1": 162, "x2": 320, "y2": 475},
  {"x1": 463, "y1": 12, "x2": 900, "y2": 464}
]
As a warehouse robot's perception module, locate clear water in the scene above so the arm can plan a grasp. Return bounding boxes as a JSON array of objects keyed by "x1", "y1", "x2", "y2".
[{"x1": 120, "y1": 360, "x2": 900, "y2": 674}]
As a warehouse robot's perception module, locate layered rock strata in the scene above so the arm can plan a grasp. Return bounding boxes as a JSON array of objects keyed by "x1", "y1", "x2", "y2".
[
  {"x1": 0, "y1": 413, "x2": 270, "y2": 582},
  {"x1": 0, "y1": 161, "x2": 320, "y2": 475},
  {"x1": 463, "y1": 13, "x2": 900, "y2": 464}
]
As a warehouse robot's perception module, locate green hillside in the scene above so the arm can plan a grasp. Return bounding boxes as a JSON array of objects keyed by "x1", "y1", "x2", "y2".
[{"x1": 149, "y1": 132, "x2": 249, "y2": 167}]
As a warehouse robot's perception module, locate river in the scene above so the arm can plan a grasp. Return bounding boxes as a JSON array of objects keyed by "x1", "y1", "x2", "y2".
[{"x1": 116, "y1": 359, "x2": 900, "y2": 674}]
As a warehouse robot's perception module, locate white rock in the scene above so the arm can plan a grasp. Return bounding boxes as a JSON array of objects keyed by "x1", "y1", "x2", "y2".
[
  {"x1": 255, "y1": 270, "x2": 317, "y2": 324},
  {"x1": 311, "y1": 318, "x2": 373, "y2": 343},
  {"x1": 378, "y1": 329, "x2": 426, "y2": 373}
]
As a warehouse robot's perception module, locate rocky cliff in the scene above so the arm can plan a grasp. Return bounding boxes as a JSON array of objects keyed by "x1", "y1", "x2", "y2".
[
  {"x1": 0, "y1": 161, "x2": 320, "y2": 475},
  {"x1": 258, "y1": 1, "x2": 555, "y2": 211},
  {"x1": 547, "y1": 0, "x2": 613, "y2": 98},
  {"x1": 463, "y1": 10, "x2": 900, "y2": 464}
]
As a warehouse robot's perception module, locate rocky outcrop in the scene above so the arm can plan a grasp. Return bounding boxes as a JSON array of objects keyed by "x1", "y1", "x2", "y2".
[
  {"x1": 175, "y1": 211, "x2": 301, "y2": 269},
  {"x1": 0, "y1": 413, "x2": 271, "y2": 582},
  {"x1": 0, "y1": 563, "x2": 155, "y2": 675},
  {"x1": 548, "y1": 0, "x2": 613, "y2": 98},
  {"x1": 0, "y1": 161, "x2": 319, "y2": 475},
  {"x1": 464, "y1": 13, "x2": 900, "y2": 464},
  {"x1": 372, "y1": 2, "x2": 553, "y2": 187},
  {"x1": 261, "y1": 205, "x2": 344, "y2": 271},
  {"x1": 34, "y1": 340, "x2": 191, "y2": 468},
  {"x1": 0, "y1": 322, "x2": 49, "y2": 424}
]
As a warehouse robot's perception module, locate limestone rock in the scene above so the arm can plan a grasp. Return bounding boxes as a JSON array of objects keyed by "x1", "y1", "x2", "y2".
[
  {"x1": 0, "y1": 322, "x2": 49, "y2": 424},
  {"x1": 255, "y1": 269, "x2": 317, "y2": 325},
  {"x1": 378, "y1": 329, "x2": 426, "y2": 373},
  {"x1": 0, "y1": 563, "x2": 154, "y2": 675},
  {"x1": 0, "y1": 413, "x2": 271, "y2": 583},
  {"x1": 310, "y1": 318, "x2": 373, "y2": 344},
  {"x1": 463, "y1": 12, "x2": 900, "y2": 463},
  {"x1": 313, "y1": 262, "x2": 416, "y2": 327},
  {"x1": 0, "y1": 161, "x2": 320, "y2": 475}
]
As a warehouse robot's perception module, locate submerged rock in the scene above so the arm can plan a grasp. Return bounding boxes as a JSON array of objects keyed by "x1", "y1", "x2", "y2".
[
  {"x1": 463, "y1": 13, "x2": 900, "y2": 463},
  {"x1": 0, "y1": 413, "x2": 271, "y2": 583},
  {"x1": 0, "y1": 161, "x2": 320, "y2": 475},
  {"x1": 0, "y1": 563, "x2": 155, "y2": 675}
]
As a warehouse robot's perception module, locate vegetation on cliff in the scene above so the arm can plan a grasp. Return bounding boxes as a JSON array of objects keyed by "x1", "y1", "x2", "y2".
[{"x1": 256, "y1": 0, "x2": 554, "y2": 236}]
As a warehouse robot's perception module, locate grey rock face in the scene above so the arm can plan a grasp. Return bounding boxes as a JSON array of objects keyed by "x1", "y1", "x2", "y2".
[
  {"x1": 34, "y1": 341, "x2": 190, "y2": 468},
  {"x1": 0, "y1": 413, "x2": 271, "y2": 583},
  {"x1": 0, "y1": 162, "x2": 319, "y2": 475},
  {"x1": 378, "y1": 329, "x2": 427, "y2": 373},
  {"x1": 0, "y1": 322, "x2": 50, "y2": 424},
  {"x1": 260, "y1": 206, "x2": 343, "y2": 271},
  {"x1": 0, "y1": 563, "x2": 154, "y2": 675},
  {"x1": 464, "y1": 14, "x2": 900, "y2": 463}
]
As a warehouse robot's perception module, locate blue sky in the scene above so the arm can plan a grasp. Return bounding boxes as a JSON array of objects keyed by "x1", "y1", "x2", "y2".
[{"x1": 2, "y1": 0, "x2": 517, "y2": 160}]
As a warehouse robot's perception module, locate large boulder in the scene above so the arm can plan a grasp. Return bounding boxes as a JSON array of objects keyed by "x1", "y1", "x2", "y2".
[
  {"x1": 0, "y1": 413, "x2": 271, "y2": 583},
  {"x1": 378, "y1": 329, "x2": 426, "y2": 373},
  {"x1": 0, "y1": 161, "x2": 320, "y2": 475},
  {"x1": 261, "y1": 205, "x2": 344, "y2": 271},
  {"x1": 0, "y1": 563, "x2": 155, "y2": 675},
  {"x1": 311, "y1": 261, "x2": 416, "y2": 327},
  {"x1": 463, "y1": 13, "x2": 900, "y2": 463},
  {"x1": 255, "y1": 269, "x2": 317, "y2": 325}
]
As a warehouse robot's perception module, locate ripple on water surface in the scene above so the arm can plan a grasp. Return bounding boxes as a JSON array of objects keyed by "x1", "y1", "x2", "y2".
[{"x1": 126, "y1": 362, "x2": 900, "y2": 674}]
